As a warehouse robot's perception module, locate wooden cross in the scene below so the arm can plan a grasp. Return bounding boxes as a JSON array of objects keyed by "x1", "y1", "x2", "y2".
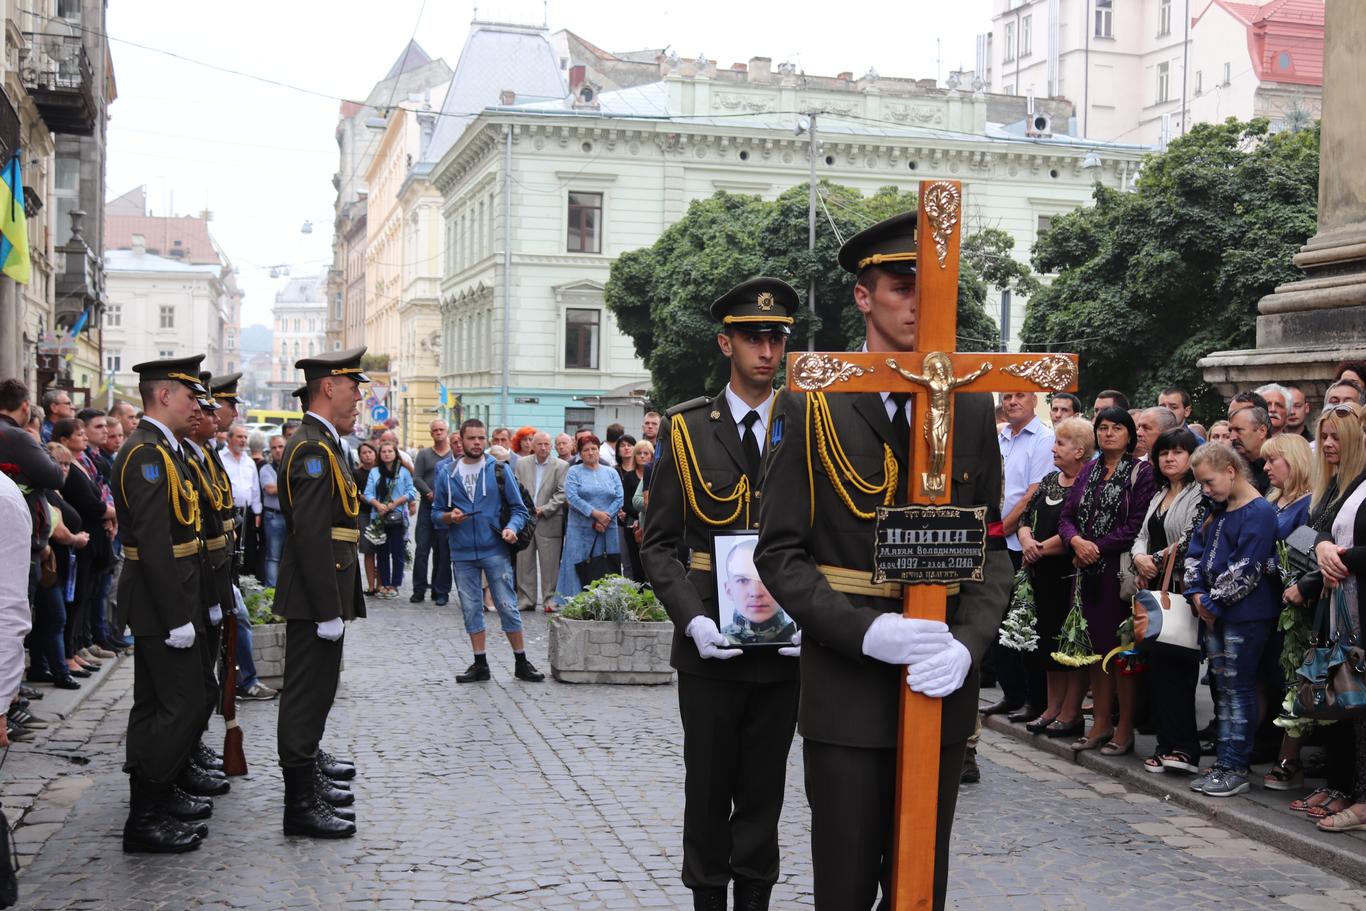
[{"x1": 785, "y1": 179, "x2": 1079, "y2": 910}]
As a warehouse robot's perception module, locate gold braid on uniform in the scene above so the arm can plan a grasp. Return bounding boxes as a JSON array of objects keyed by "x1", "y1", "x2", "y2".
[
  {"x1": 186, "y1": 455, "x2": 229, "y2": 513},
  {"x1": 284, "y1": 440, "x2": 361, "y2": 519},
  {"x1": 119, "y1": 444, "x2": 202, "y2": 531},
  {"x1": 670, "y1": 413, "x2": 750, "y2": 527},
  {"x1": 807, "y1": 392, "x2": 898, "y2": 522},
  {"x1": 203, "y1": 456, "x2": 233, "y2": 512}
]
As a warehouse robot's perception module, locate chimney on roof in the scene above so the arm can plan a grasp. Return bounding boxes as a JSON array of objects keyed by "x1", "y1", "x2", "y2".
[
  {"x1": 748, "y1": 57, "x2": 772, "y2": 82},
  {"x1": 569, "y1": 65, "x2": 587, "y2": 92},
  {"x1": 131, "y1": 234, "x2": 145, "y2": 256},
  {"x1": 837, "y1": 71, "x2": 853, "y2": 81},
  {"x1": 500, "y1": 89, "x2": 517, "y2": 105},
  {"x1": 731, "y1": 62, "x2": 747, "y2": 72}
]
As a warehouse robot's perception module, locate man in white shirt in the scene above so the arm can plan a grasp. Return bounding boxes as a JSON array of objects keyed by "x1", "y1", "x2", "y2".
[
  {"x1": 0, "y1": 471, "x2": 32, "y2": 744},
  {"x1": 221, "y1": 423, "x2": 262, "y2": 529}
]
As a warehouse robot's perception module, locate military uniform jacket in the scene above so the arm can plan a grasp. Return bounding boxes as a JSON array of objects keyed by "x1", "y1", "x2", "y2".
[
  {"x1": 755, "y1": 389, "x2": 1011, "y2": 748},
  {"x1": 640, "y1": 390, "x2": 799, "y2": 684},
  {"x1": 110, "y1": 421, "x2": 206, "y2": 636},
  {"x1": 183, "y1": 442, "x2": 234, "y2": 615},
  {"x1": 275, "y1": 414, "x2": 366, "y2": 623}
]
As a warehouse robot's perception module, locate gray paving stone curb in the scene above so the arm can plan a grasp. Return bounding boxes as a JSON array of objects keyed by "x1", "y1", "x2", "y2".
[{"x1": 980, "y1": 706, "x2": 1366, "y2": 886}]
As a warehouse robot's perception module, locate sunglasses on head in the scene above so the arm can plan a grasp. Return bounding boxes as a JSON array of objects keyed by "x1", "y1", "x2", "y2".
[{"x1": 1325, "y1": 403, "x2": 1359, "y2": 414}]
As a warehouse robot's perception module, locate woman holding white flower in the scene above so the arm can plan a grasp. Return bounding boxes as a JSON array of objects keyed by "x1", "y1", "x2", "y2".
[
  {"x1": 1130, "y1": 427, "x2": 1208, "y2": 776},
  {"x1": 1017, "y1": 417, "x2": 1093, "y2": 739}
]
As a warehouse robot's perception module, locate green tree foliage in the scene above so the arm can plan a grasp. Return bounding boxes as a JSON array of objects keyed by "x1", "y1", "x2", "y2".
[
  {"x1": 604, "y1": 182, "x2": 1006, "y2": 405},
  {"x1": 1021, "y1": 119, "x2": 1320, "y2": 419}
]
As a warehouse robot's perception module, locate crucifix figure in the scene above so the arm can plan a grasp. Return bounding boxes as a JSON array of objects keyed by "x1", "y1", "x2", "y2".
[{"x1": 755, "y1": 180, "x2": 1078, "y2": 911}]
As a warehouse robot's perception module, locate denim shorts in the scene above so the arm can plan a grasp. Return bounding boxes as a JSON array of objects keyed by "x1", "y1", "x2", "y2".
[{"x1": 453, "y1": 551, "x2": 521, "y2": 636}]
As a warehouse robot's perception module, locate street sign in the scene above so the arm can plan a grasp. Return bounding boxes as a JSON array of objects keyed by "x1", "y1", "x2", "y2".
[{"x1": 370, "y1": 405, "x2": 389, "y2": 423}]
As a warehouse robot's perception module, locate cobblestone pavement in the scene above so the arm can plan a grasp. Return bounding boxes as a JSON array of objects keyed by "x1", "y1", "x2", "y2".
[{"x1": 6, "y1": 591, "x2": 1366, "y2": 910}]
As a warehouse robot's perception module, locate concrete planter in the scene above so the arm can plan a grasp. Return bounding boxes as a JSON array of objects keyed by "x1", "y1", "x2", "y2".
[
  {"x1": 548, "y1": 616, "x2": 675, "y2": 685},
  {"x1": 250, "y1": 622, "x2": 287, "y2": 682}
]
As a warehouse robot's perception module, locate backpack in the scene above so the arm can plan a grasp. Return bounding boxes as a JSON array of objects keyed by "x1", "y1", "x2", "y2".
[{"x1": 494, "y1": 462, "x2": 536, "y2": 552}]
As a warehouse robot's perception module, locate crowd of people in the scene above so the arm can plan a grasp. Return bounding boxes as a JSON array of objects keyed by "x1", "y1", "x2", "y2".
[{"x1": 988, "y1": 364, "x2": 1366, "y2": 833}]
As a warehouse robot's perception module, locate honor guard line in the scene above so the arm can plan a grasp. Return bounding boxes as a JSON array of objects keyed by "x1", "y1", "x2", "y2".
[{"x1": 783, "y1": 179, "x2": 1079, "y2": 910}]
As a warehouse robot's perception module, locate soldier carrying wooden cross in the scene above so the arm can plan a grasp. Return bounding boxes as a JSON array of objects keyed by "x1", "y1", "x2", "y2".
[{"x1": 755, "y1": 179, "x2": 1079, "y2": 910}]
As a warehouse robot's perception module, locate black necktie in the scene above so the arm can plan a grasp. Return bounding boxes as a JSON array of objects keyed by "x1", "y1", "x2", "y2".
[
  {"x1": 741, "y1": 410, "x2": 762, "y2": 485},
  {"x1": 889, "y1": 393, "x2": 911, "y2": 449}
]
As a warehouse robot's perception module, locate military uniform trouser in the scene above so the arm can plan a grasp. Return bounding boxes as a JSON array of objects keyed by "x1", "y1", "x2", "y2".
[
  {"x1": 125, "y1": 635, "x2": 204, "y2": 785},
  {"x1": 677, "y1": 671, "x2": 799, "y2": 893},
  {"x1": 199, "y1": 621, "x2": 221, "y2": 730},
  {"x1": 277, "y1": 620, "x2": 344, "y2": 769},
  {"x1": 803, "y1": 736, "x2": 966, "y2": 911}
]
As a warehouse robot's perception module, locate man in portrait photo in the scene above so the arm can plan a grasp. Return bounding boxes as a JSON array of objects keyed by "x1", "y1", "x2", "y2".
[{"x1": 719, "y1": 538, "x2": 796, "y2": 646}]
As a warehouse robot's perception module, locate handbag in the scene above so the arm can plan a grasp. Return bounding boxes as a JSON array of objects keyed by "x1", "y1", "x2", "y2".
[
  {"x1": 1293, "y1": 586, "x2": 1366, "y2": 720},
  {"x1": 575, "y1": 532, "x2": 619, "y2": 588},
  {"x1": 1130, "y1": 547, "x2": 1199, "y2": 654},
  {"x1": 493, "y1": 463, "x2": 536, "y2": 553},
  {"x1": 1282, "y1": 524, "x2": 1319, "y2": 578}
]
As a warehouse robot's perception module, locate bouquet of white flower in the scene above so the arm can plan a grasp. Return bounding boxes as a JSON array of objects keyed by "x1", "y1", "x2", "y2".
[{"x1": 998, "y1": 570, "x2": 1039, "y2": 652}]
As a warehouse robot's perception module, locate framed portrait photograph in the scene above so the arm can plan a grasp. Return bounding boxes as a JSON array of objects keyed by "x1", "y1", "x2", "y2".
[{"x1": 711, "y1": 530, "x2": 798, "y2": 649}]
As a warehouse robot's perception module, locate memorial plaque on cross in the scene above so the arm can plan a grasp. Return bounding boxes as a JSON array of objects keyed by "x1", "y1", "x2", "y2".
[{"x1": 785, "y1": 179, "x2": 1079, "y2": 910}]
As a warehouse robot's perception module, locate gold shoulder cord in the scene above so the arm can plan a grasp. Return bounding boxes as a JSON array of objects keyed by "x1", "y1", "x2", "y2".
[
  {"x1": 670, "y1": 413, "x2": 750, "y2": 527},
  {"x1": 807, "y1": 392, "x2": 898, "y2": 522},
  {"x1": 202, "y1": 456, "x2": 233, "y2": 512},
  {"x1": 284, "y1": 440, "x2": 360, "y2": 519},
  {"x1": 119, "y1": 443, "x2": 201, "y2": 531},
  {"x1": 186, "y1": 456, "x2": 225, "y2": 512}
]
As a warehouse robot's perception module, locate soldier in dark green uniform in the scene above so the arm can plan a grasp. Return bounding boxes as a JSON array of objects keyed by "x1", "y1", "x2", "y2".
[
  {"x1": 112, "y1": 356, "x2": 215, "y2": 853},
  {"x1": 640, "y1": 277, "x2": 801, "y2": 911},
  {"x1": 175, "y1": 375, "x2": 233, "y2": 804},
  {"x1": 275, "y1": 348, "x2": 369, "y2": 839},
  {"x1": 755, "y1": 214, "x2": 1013, "y2": 911}
]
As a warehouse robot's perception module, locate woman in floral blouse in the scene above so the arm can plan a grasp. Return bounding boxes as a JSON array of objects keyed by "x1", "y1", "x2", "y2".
[
  {"x1": 1184, "y1": 443, "x2": 1280, "y2": 799},
  {"x1": 1057, "y1": 406, "x2": 1156, "y2": 756}
]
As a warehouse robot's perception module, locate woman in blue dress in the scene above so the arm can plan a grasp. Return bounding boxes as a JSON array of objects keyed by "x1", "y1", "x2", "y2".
[{"x1": 555, "y1": 434, "x2": 624, "y2": 603}]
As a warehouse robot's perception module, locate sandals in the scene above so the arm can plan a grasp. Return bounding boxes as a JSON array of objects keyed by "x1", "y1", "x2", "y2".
[
  {"x1": 1159, "y1": 752, "x2": 1199, "y2": 774},
  {"x1": 1318, "y1": 804, "x2": 1366, "y2": 832},
  {"x1": 1290, "y1": 787, "x2": 1335, "y2": 813},
  {"x1": 1263, "y1": 759, "x2": 1304, "y2": 791},
  {"x1": 1300, "y1": 789, "x2": 1352, "y2": 820},
  {"x1": 1144, "y1": 754, "x2": 1166, "y2": 774},
  {"x1": 1100, "y1": 739, "x2": 1134, "y2": 757}
]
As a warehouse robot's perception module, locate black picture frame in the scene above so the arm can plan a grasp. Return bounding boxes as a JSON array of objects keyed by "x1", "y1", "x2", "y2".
[{"x1": 711, "y1": 530, "x2": 798, "y2": 649}]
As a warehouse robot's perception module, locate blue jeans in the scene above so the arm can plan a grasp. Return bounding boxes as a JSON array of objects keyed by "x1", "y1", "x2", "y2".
[
  {"x1": 232, "y1": 585, "x2": 259, "y2": 689},
  {"x1": 31, "y1": 582, "x2": 69, "y2": 680},
  {"x1": 453, "y1": 551, "x2": 521, "y2": 636},
  {"x1": 1206, "y1": 618, "x2": 1274, "y2": 772},
  {"x1": 412, "y1": 504, "x2": 451, "y2": 599},
  {"x1": 262, "y1": 508, "x2": 286, "y2": 587},
  {"x1": 377, "y1": 524, "x2": 406, "y2": 588}
]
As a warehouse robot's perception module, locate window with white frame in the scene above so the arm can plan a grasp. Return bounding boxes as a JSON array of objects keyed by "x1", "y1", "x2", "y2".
[
  {"x1": 159, "y1": 305, "x2": 175, "y2": 329},
  {"x1": 1003, "y1": 20, "x2": 1016, "y2": 62},
  {"x1": 1159, "y1": 0, "x2": 1172, "y2": 36},
  {"x1": 1095, "y1": 0, "x2": 1113, "y2": 38},
  {"x1": 565, "y1": 308, "x2": 600, "y2": 369},
  {"x1": 1021, "y1": 16, "x2": 1032, "y2": 57},
  {"x1": 104, "y1": 350, "x2": 121, "y2": 374},
  {"x1": 104, "y1": 304, "x2": 121, "y2": 328},
  {"x1": 1157, "y1": 62, "x2": 1171, "y2": 103},
  {"x1": 567, "y1": 193, "x2": 603, "y2": 254}
]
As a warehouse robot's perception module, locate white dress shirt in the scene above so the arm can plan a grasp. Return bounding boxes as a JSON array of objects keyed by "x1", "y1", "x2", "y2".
[
  {"x1": 723, "y1": 384, "x2": 777, "y2": 452},
  {"x1": 221, "y1": 447, "x2": 262, "y2": 514},
  {"x1": 141, "y1": 414, "x2": 182, "y2": 456},
  {"x1": 860, "y1": 343, "x2": 914, "y2": 426},
  {"x1": 0, "y1": 473, "x2": 34, "y2": 706},
  {"x1": 305, "y1": 411, "x2": 342, "y2": 448}
]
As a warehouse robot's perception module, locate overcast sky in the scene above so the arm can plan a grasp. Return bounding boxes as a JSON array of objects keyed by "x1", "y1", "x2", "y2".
[{"x1": 104, "y1": 0, "x2": 993, "y2": 329}]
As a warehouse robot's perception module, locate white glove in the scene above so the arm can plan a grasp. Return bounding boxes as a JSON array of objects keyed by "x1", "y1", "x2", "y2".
[
  {"x1": 164, "y1": 622, "x2": 196, "y2": 649},
  {"x1": 778, "y1": 629, "x2": 802, "y2": 658},
  {"x1": 208, "y1": 604, "x2": 223, "y2": 626},
  {"x1": 686, "y1": 616, "x2": 743, "y2": 660},
  {"x1": 861, "y1": 613, "x2": 953, "y2": 665},
  {"x1": 905, "y1": 638, "x2": 972, "y2": 698},
  {"x1": 316, "y1": 617, "x2": 345, "y2": 641}
]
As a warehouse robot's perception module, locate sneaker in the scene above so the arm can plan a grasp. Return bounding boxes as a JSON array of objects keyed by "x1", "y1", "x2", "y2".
[
  {"x1": 1190, "y1": 766, "x2": 1223, "y2": 793},
  {"x1": 1203, "y1": 768, "x2": 1251, "y2": 798},
  {"x1": 239, "y1": 682, "x2": 278, "y2": 701},
  {"x1": 433, "y1": 596, "x2": 448, "y2": 606}
]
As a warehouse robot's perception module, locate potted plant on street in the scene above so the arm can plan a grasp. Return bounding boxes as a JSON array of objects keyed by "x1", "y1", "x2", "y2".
[
  {"x1": 548, "y1": 575, "x2": 675, "y2": 685},
  {"x1": 238, "y1": 577, "x2": 287, "y2": 682}
]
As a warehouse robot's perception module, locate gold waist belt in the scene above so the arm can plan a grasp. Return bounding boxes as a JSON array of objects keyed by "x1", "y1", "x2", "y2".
[
  {"x1": 204, "y1": 535, "x2": 229, "y2": 552},
  {"x1": 222, "y1": 517, "x2": 236, "y2": 532},
  {"x1": 331, "y1": 527, "x2": 360, "y2": 543},
  {"x1": 687, "y1": 553, "x2": 958, "y2": 599},
  {"x1": 124, "y1": 540, "x2": 201, "y2": 561}
]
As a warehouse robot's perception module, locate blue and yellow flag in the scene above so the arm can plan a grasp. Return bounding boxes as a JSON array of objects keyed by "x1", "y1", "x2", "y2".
[{"x1": 0, "y1": 154, "x2": 30, "y2": 284}]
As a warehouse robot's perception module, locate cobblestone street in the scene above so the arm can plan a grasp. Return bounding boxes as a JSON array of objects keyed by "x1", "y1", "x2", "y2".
[{"x1": 5, "y1": 593, "x2": 1365, "y2": 910}]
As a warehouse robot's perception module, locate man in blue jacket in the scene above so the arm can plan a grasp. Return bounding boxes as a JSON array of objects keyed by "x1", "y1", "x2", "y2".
[{"x1": 433, "y1": 419, "x2": 542, "y2": 683}]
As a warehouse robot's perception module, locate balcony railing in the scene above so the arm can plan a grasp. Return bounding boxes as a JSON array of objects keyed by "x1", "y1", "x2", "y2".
[{"x1": 22, "y1": 33, "x2": 97, "y2": 136}]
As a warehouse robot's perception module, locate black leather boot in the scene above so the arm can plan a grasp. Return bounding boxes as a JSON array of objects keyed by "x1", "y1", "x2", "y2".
[
  {"x1": 514, "y1": 655, "x2": 545, "y2": 682},
  {"x1": 160, "y1": 784, "x2": 213, "y2": 821},
  {"x1": 734, "y1": 882, "x2": 771, "y2": 911},
  {"x1": 283, "y1": 765, "x2": 355, "y2": 839},
  {"x1": 179, "y1": 761, "x2": 231, "y2": 797},
  {"x1": 692, "y1": 888, "x2": 726, "y2": 911},
  {"x1": 315, "y1": 765, "x2": 355, "y2": 807},
  {"x1": 317, "y1": 749, "x2": 356, "y2": 780},
  {"x1": 194, "y1": 741, "x2": 225, "y2": 772},
  {"x1": 329, "y1": 804, "x2": 356, "y2": 822},
  {"x1": 122, "y1": 778, "x2": 203, "y2": 854}
]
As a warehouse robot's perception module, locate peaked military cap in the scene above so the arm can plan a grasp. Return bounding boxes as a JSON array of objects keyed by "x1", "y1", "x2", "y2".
[
  {"x1": 132, "y1": 355, "x2": 208, "y2": 394},
  {"x1": 210, "y1": 372, "x2": 244, "y2": 405},
  {"x1": 296, "y1": 346, "x2": 369, "y2": 384},
  {"x1": 708, "y1": 277, "x2": 798, "y2": 335},
  {"x1": 291, "y1": 385, "x2": 310, "y2": 409},
  {"x1": 196, "y1": 370, "x2": 220, "y2": 410},
  {"x1": 838, "y1": 211, "x2": 917, "y2": 276}
]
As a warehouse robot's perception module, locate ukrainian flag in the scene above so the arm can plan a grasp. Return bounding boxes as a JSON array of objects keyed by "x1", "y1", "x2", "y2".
[{"x1": 0, "y1": 153, "x2": 30, "y2": 285}]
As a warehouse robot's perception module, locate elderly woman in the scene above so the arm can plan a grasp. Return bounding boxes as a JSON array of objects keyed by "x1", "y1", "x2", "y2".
[
  {"x1": 555, "y1": 434, "x2": 623, "y2": 602},
  {"x1": 1131, "y1": 428, "x2": 1208, "y2": 775},
  {"x1": 1057, "y1": 406, "x2": 1157, "y2": 755},
  {"x1": 1018, "y1": 416, "x2": 1094, "y2": 738}
]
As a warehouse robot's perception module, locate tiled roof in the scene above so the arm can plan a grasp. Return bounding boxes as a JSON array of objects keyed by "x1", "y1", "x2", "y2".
[
  {"x1": 105, "y1": 214, "x2": 221, "y2": 264},
  {"x1": 1250, "y1": 0, "x2": 1324, "y2": 86}
]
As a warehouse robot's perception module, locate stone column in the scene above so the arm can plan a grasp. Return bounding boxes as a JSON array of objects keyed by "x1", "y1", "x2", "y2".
[{"x1": 1200, "y1": 0, "x2": 1366, "y2": 401}]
